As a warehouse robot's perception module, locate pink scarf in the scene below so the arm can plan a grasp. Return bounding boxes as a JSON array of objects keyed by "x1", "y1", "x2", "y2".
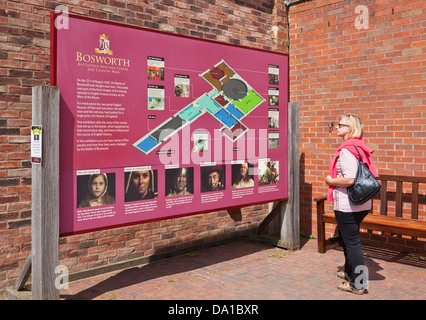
[{"x1": 328, "y1": 137, "x2": 379, "y2": 201}]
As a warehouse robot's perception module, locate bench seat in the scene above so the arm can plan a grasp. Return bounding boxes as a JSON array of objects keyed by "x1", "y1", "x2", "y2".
[
  {"x1": 322, "y1": 213, "x2": 426, "y2": 238},
  {"x1": 316, "y1": 175, "x2": 426, "y2": 253}
]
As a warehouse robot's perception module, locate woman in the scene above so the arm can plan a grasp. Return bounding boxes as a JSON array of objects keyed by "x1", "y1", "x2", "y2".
[
  {"x1": 125, "y1": 170, "x2": 157, "y2": 201},
  {"x1": 325, "y1": 114, "x2": 379, "y2": 295},
  {"x1": 78, "y1": 173, "x2": 115, "y2": 208}
]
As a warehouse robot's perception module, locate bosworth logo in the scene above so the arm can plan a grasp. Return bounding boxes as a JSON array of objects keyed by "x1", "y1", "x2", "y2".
[
  {"x1": 95, "y1": 34, "x2": 113, "y2": 55},
  {"x1": 76, "y1": 33, "x2": 130, "y2": 68}
]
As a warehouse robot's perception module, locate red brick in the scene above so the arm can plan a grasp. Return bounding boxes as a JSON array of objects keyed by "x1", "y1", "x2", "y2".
[
  {"x1": 1, "y1": 0, "x2": 426, "y2": 292},
  {"x1": 291, "y1": 0, "x2": 426, "y2": 250}
]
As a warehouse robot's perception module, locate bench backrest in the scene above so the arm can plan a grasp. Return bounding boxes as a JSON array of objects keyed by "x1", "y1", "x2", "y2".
[{"x1": 378, "y1": 175, "x2": 426, "y2": 219}]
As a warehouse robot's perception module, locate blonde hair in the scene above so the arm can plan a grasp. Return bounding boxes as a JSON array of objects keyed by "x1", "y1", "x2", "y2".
[{"x1": 341, "y1": 114, "x2": 364, "y2": 138}]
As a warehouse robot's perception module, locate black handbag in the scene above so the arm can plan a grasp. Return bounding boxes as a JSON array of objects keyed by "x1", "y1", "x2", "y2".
[{"x1": 347, "y1": 145, "x2": 381, "y2": 205}]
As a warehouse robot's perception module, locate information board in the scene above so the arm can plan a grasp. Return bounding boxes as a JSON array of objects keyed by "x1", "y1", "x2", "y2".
[{"x1": 51, "y1": 14, "x2": 289, "y2": 236}]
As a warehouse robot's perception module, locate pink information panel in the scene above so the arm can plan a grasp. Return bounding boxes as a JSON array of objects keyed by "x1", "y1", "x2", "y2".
[{"x1": 51, "y1": 14, "x2": 289, "y2": 236}]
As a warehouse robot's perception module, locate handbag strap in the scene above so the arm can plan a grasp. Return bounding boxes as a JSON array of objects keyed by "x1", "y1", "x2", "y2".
[{"x1": 352, "y1": 144, "x2": 363, "y2": 163}]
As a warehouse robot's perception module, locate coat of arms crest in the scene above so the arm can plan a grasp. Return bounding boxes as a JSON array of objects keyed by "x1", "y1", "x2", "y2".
[{"x1": 95, "y1": 34, "x2": 113, "y2": 55}]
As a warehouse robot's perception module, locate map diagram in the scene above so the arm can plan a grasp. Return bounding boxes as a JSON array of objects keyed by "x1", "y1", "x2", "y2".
[{"x1": 133, "y1": 60, "x2": 265, "y2": 154}]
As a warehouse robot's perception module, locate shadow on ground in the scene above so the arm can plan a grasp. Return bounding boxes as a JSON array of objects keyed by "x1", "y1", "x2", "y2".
[{"x1": 61, "y1": 239, "x2": 274, "y2": 300}]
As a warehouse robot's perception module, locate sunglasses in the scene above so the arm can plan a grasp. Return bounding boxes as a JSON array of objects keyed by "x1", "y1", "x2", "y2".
[{"x1": 327, "y1": 122, "x2": 349, "y2": 133}]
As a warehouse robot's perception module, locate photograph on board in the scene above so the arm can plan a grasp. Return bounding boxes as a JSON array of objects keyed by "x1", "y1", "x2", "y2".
[
  {"x1": 125, "y1": 169, "x2": 158, "y2": 202},
  {"x1": 77, "y1": 173, "x2": 116, "y2": 208}
]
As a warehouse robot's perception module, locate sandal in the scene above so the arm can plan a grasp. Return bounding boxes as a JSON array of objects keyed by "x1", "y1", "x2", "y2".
[
  {"x1": 337, "y1": 271, "x2": 349, "y2": 281},
  {"x1": 337, "y1": 281, "x2": 365, "y2": 295}
]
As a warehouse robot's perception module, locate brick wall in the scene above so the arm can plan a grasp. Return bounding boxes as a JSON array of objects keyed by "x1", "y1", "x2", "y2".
[
  {"x1": 289, "y1": 0, "x2": 426, "y2": 252},
  {"x1": 2, "y1": 0, "x2": 424, "y2": 294},
  {"x1": 0, "y1": 0, "x2": 288, "y2": 292}
]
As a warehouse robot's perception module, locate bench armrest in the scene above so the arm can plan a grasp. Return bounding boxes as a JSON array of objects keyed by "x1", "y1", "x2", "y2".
[{"x1": 314, "y1": 196, "x2": 327, "y2": 203}]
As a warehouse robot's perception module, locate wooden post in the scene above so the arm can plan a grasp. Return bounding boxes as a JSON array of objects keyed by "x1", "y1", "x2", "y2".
[
  {"x1": 278, "y1": 102, "x2": 300, "y2": 251},
  {"x1": 31, "y1": 86, "x2": 60, "y2": 300}
]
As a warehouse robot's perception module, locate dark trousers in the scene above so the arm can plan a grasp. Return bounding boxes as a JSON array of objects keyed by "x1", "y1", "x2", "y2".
[{"x1": 335, "y1": 210, "x2": 369, "y2": 289}]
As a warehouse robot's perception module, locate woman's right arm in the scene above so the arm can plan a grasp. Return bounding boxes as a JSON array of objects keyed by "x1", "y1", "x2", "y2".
[{"x1": 325, "y1": 175, "x2": 355, "y2": 188}]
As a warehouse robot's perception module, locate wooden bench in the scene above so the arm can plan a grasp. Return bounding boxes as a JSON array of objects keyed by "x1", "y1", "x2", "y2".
[{"x1": 315, "y1": 175, "x2": 426, "y2": 253}]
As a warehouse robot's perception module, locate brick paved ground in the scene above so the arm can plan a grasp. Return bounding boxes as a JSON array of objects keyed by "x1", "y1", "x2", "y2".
[{"x1": 60, "y1": 238, "x2": 425, "y2": 300}]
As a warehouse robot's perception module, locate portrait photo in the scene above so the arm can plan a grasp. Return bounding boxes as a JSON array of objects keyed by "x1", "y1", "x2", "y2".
[
  {"x1": 231, "y1": 162, "x2": 254, "y2": 189},
  {"x1": 201, "y1": 165, "x2": 226, "y2": 193},
  {"x1": 165, "y1": 167, "x2": 194, "y2": 197},
  {"x1": 77, "y1": 172, "x2": 116, "y2": 208},
  {"x1": 125, "y1": 169, "x2": 158, "y2": 202}
]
